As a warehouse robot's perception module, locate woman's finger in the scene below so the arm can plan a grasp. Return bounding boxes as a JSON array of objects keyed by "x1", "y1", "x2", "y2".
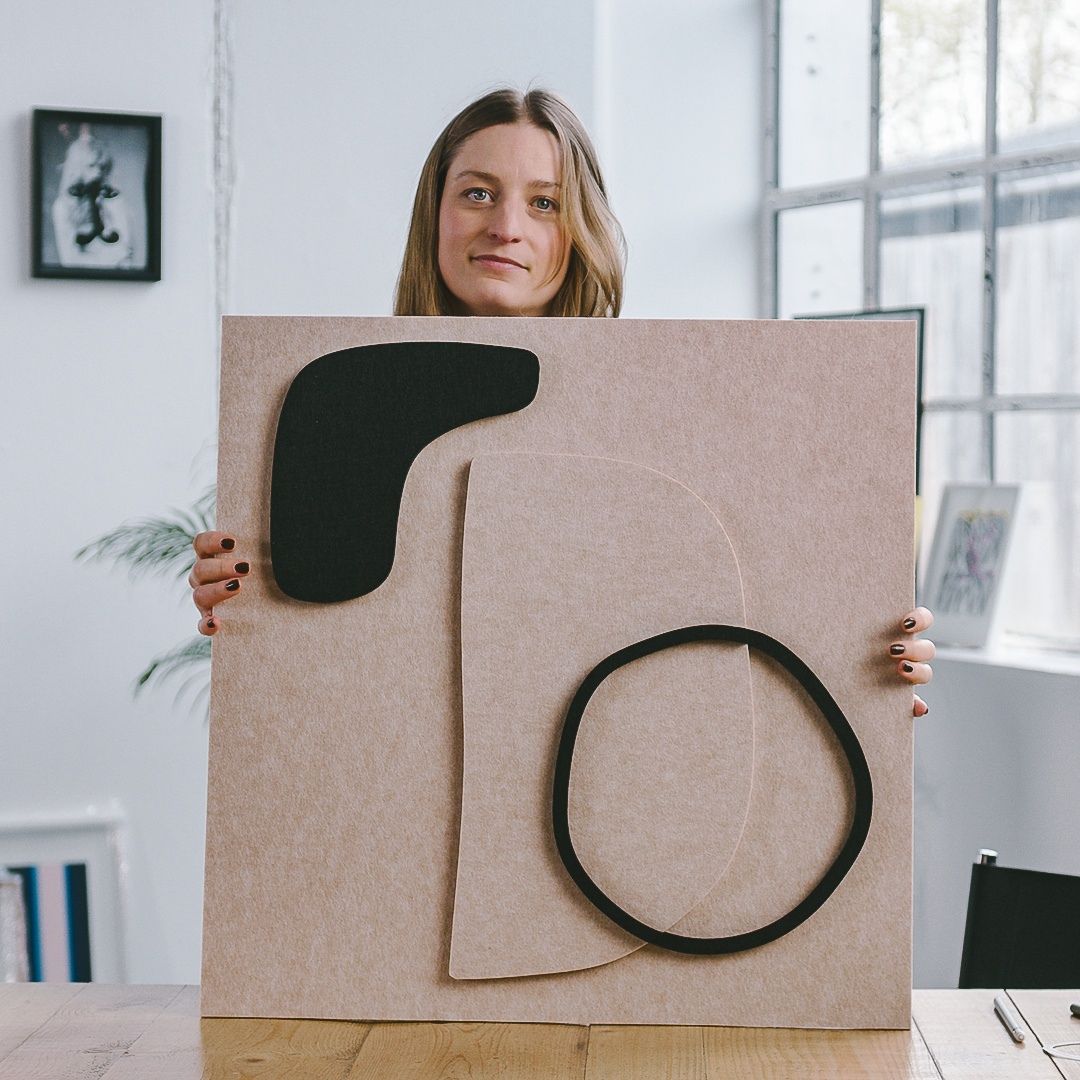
[
  {"x1": 913, "y1": 694, "x2": 929, "y2": 717},
  {"x1": 193, "y1": 531, "x2": 239, "y2": 559},
  {"x1": 897, "y1": 660, "x2": 933, "y2": 685},
  {"x1": 900, "y1": 606, "x2": 934, "y2": 634},
  {"x1": 188, "y1": 557, "x2": 250, "y2": 588},
  {"x1": 198, "y1": 614, "x2": 220, "y2": 637},
  {"x1": 888, "y1": 637, "x2": 936, "y2": 663},
  {"x1": 192, "y1": 578, "x2": 242, "y2": 617}
]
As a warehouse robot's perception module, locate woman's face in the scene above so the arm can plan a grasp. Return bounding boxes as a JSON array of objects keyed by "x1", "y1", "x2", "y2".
[{"x1": 437, "y1": 121, "x2": 570, "y2": 316}]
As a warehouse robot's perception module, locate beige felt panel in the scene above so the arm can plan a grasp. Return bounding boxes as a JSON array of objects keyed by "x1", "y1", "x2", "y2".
[
  {"x1": 203, "y1": 316, "x2": 915, "y2": 1027},
  {"x1": 669, "y1": 656, "x2": 855, "y2": 937},
  {"x1": 452, "y1": 452, "x2": 753, "y2": 978}
]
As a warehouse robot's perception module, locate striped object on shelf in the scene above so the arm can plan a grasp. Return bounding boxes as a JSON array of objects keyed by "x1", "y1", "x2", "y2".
[{"x1": 5, "y1": 863, "x2": 91, "y2": 982}]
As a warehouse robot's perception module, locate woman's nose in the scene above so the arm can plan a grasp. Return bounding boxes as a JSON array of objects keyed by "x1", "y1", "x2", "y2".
[{"x1": 487, "y1": 201, "x2": 523, "y2": 242}]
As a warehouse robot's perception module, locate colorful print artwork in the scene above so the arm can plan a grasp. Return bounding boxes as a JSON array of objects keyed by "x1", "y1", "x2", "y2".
[
  {"x1": 922, "y1": 484, "x2": 1020, "y2": 647},
  {"x1": 937, "y1": 510, "x2": 1011, "y2": 617}
]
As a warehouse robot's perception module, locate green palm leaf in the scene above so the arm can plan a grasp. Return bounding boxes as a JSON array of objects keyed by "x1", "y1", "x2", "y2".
[
  {"x1": 77, "y1": 484, "x2": 217, "y2": 717},
  {"x1": 75, "y1": 486, "x2": 216, "y2": 580},
  {"x1": 135, "y1": 636, "x2": 213, "y2": 709}
]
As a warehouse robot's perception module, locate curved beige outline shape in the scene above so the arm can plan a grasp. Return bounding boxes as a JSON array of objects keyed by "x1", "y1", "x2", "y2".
[{"x1": 450, "y1": 451, "x2": 757, "y2": 979}]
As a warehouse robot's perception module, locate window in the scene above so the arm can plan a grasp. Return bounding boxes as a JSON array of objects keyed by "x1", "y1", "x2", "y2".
[{"x1": 763, "y1": 0, "x2": 1080, "y2": 648}]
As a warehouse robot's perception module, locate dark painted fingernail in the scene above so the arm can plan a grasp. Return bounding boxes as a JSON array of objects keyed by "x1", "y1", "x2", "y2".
[
  {"x1": 235, "y1": 562, "x2": 249, "y2": 574},
  {"x1": 225, "y1": 580, "x2": 240, "y2": 592},
  {"x1": 902, "y1": 662, "x2": 914, "y2": 673},
  {"x1": 903, "y1": 618, "x2": 917, "y2": 630},
  {"x1": 221, "y1": 538, "x2": 235, "y2": 551},
  {"x1": 890, "y1": 644, "x2": 906, "y2": 655},
  {"x1": 206, "y1": 618, "x2": 216, "y2": 629}
]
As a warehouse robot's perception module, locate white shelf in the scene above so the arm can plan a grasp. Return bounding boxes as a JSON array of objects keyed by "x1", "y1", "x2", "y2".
[{"x1": 933, "y1": 642, "x2": 1080, "y2": 678}]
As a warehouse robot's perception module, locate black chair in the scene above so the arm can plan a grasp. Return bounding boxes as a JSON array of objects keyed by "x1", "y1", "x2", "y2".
[{"x1": 959, "y1": 850, "x2": 1080, "y2": 988}]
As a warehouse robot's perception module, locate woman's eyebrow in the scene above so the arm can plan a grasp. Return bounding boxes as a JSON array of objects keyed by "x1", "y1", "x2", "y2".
[
  {"x1": 452, "y1": 169, "x2": 560, "y2": 190},
  {"x1": 452, "y1": 169, "x2": 499, "y2": 184}
]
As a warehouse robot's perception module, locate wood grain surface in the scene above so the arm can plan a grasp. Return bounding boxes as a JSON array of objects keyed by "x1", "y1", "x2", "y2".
[
  {"x1": 912, "y1": 988, "x2": 1059, "y2": 1079},
  {"x1": 0, "y1": 986, "x2": 1075, "y2": 1079},
  {"x1": 347, "y1": 1022, "x2": 587, "y2": 1079},
  {"x1": 1009, "y1": 990, "x2": 1080, "y2": 1080},
  {"x1": 703, "y1": 1022, "x2": 940, "y2": 1079},
  {"x1": 0, "y1": 983, "x2": 181, "y2": 1080},
  {"x1": 0, "y1": 983, "x2": 81, "y2": 1062},
  {"x1": 584, "y1": 1024, "x2": 707, "y2": 1079}
]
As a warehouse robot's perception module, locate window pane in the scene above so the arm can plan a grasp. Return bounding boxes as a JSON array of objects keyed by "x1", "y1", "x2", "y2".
[
  {"x1": 778, "y1": 201, "x2": 863, "y2": 317},
  {"x1": 999, "y1": 0, "x2": 1080, "y2": 153},
  {"x1": 995, "y1": 166, "x2": 1080, "y2": 394},
  {"x1": 917, "y1": 411, "x2": 988, "y2": 583},
  {"x1": 880, "y1": 186, "x2": 984, "y2": 399},
  {"x1": 994, "y1": 411, "x2": 1080, "y2": 646},
  {"x1": 780, "y1": 0, "x2": 871, "y2": 186},
  {"x1": 881, "y1": 0, "x2": 985, "y2": 166}
]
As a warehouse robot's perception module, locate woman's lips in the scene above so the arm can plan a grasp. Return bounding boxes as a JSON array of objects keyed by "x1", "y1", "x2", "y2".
[{"x1": 472, "y1": 254, "x2": 526, "y2": 270}]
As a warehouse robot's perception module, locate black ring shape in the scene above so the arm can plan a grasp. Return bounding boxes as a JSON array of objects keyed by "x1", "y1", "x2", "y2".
[{"x1": 551, "y1": 624, "x2": 874, "y2": 956}]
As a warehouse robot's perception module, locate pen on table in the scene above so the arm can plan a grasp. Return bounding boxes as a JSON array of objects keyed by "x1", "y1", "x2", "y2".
[{"x1": 994, "y1": 993, "x2": 1025, "y2": 1043}]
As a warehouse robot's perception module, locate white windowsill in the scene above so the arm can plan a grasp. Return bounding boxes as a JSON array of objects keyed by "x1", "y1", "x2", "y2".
[{"x1": 933, "y1": 642, "x2": 1080, "y2": 678}]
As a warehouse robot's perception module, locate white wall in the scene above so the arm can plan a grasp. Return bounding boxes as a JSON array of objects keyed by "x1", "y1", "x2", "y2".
[
  {"x1": 914, "y1": 652, "x2": 1080, "y2": 987},
  {"x1": 6, "y1": 0, "x2": 1078, "y2": 996},
  {"x1": 1, "y1": 2, "x2": 218, "y2": 982},
  {"x1": 224, "y1": 0, "x2": 762, "y2": 320},
  {"x1": 601, "y1": 0, "x2": 761, "y2": 317},
  {"x1": 227, "y1": 0, "x2": 596, "y2": 317},
  {"x1": 3, "y1": 2, "x2": 762, "y2": 983}
]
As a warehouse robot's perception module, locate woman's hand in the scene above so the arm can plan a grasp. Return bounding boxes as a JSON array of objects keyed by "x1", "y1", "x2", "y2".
[
  {"x1": 190, "y1": 531, "x2": 249, "y2": 636},
  {"x1": 889, "y1": 606, "x2": 934, "y2": 717},
  {"x1": 186, "y1": 531, "x2": 939, "y2": 714}
]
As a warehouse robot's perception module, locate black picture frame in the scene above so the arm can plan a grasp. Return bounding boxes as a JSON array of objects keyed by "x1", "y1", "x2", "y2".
[
  {"x1": 32, "y1": 108, "x2": 161, "y2": 282},
  {"x1": 793, "y1": 307, "x2": 926, "y2": 494}
]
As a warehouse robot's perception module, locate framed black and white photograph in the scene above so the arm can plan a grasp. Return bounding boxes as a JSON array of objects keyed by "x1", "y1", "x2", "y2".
[
  {"x1": 921, "y1": 483, "x2": 1021, "y2": 648},
  {"x1": 32, "y1": 108, "x2": 161, "y2": 282}
]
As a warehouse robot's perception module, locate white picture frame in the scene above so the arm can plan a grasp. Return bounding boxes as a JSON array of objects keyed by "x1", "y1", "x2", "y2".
[
  {"x1": 921, "y1": 483, "x2": 1021, "y2": 647},
  {"x1": 0, "y1": 809, "x2": 127, "y2": 982}
]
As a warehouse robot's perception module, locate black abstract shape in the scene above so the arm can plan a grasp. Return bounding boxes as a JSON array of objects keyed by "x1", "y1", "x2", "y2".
[
  {"x1": 271, "y1": 341, "x2": 539, "y2": 602},
  {"x1": 68, "y1": 177, "x2": 121, "y2": 247},
  {"x1": 552, "y1": 624, "x2": 873, "y2": 955}
]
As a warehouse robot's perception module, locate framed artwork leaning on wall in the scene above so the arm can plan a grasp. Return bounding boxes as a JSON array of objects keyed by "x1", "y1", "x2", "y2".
[{"x1": 921, "y1": 483, "x2": 1021, "y2": 648}]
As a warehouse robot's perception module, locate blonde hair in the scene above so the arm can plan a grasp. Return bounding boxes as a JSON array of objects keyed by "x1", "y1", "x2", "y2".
[{"x1": 394, "y1": 88, "x2": 625, "y2": 318}]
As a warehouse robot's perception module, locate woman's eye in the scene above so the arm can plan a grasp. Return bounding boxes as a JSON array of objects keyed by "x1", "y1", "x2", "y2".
[
  {"x1": 533, "y1": 196, "x2": 558, "y2": 212},
  {"x1": 464, "y1": 188, "x2": 491, "y2": 203}
]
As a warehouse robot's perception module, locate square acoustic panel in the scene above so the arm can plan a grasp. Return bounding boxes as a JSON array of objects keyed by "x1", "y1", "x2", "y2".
[{"x1": 203, "y1": 317, "x2": 916, "y2": 1028}]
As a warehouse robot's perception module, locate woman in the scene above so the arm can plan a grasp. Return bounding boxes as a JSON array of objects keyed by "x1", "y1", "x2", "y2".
[{"x1": 189, "y1": 87, "x2": 934, "y2": 714}]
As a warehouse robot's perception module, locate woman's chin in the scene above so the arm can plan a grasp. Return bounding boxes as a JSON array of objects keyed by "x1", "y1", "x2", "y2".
[
  {"x1": 451, "y1": 270, "x2": 563, "y2": 316},
  {"x1": 459, "y1": 293, "x2": 540, "y2": 317}
]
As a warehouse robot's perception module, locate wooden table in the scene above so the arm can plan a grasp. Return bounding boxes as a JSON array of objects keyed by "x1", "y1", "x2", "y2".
[{"x1": 1, "y1": 985, "x2": 1078, "y2": 1079}]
